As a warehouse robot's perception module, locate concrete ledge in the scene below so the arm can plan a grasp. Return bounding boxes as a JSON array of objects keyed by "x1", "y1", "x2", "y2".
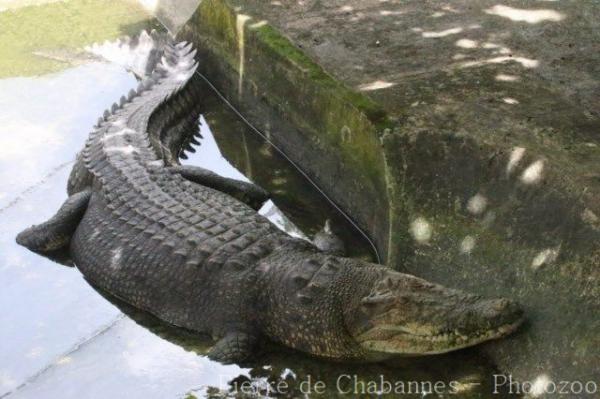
[{"x1": 179, "y1": 0, "x2": 600, "y2": 384}]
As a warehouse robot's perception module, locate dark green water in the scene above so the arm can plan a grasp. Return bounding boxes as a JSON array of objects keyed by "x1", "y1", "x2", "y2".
[{"x1": 185, "y1": 76, "x2": 377, "y2": 262}]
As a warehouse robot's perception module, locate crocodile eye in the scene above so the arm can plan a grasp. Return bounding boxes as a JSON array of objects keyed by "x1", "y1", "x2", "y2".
[{"x1": 409, "y1": 278, "x2": 435, "y2": 290}]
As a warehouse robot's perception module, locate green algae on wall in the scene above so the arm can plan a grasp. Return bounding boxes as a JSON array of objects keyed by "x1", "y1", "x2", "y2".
[
  {"x1": 0, "y1": 0, "x2": 160, "y2": 78},
  {"x1": 180, "y1": 0, "x2": 393, "y2": 259}
]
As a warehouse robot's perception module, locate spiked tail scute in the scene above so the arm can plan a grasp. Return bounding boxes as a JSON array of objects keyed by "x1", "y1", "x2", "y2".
[{"x1": 127, "y1": 89, "x2": 136, "y2": 101}]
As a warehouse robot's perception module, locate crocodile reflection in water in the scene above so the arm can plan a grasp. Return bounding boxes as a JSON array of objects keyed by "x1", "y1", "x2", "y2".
[
  {"x1": 91, "y1": 282, "x2": 514, "y2": 398},
  {"x1": 16, "y1": 35, "x2": 523, "y2": 364}
]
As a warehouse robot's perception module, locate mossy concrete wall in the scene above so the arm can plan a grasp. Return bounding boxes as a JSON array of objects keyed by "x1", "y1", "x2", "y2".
[
  {"x1": 179, "y1": 0, "x2": 600, "y2": 387},
  {"x1": 179, "y1": 0, "x2": 394, "y2": 263}
]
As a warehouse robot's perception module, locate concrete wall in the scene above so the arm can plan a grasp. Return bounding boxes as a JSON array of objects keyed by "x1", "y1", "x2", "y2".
[{"x1": 179, "y1": 0, "x2": 600, "y2": 387}]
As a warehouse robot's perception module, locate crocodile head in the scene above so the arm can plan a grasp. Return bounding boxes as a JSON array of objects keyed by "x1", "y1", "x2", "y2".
[{"x1": 346, "y1": 270, "x2": 523, "y2": 358}]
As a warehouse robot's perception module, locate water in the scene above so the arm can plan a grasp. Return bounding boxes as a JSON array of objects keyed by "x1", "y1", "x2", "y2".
[
  {"x1": 0, "y1": 35, "x2": 512, "y2": 399},
  {"x1": 183, "y1": 77, "x2": 376, "y2": 262}
]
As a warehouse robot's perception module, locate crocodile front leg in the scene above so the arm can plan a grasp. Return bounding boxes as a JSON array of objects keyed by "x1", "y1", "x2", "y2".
[
  {"x1": 207, "y1": 331, "x2": 257, "y2": 364},
  {"x1": 171, "y1": 165, "x2": 269, "y2": 210},
  {"x1": 16, "y1": 188, "x2": 91, "y2": 260}
]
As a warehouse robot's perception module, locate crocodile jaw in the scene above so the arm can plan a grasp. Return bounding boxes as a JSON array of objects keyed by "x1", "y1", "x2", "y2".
[
  {"x1": 347, "y1": 270, "x2": 524, "y2": 356},
  {"x1": 358, "y1": 316, "x2": 523, "y2": 356}
]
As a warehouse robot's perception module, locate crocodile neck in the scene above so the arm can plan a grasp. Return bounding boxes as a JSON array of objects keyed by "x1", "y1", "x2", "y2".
[{"x1": 252, "y1": 242, "x2": 376, "y2": 360}]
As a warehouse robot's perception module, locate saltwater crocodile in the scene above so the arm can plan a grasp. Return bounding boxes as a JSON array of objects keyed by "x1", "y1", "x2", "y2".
[{"x1": 16, "y1": 37, "x2": 523, "y2": 363}]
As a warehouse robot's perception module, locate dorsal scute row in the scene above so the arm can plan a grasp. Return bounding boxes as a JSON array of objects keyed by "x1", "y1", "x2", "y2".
[{"x1": 84, "y1": 36, "x2": 199, "y2": 168}]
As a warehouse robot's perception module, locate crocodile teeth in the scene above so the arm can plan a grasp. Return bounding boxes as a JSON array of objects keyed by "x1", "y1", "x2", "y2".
[
  {"x1": 189, "y1": 137, "x2": 200, "y2": 145},
  {"x1": 103, "y1": 110, "x2": 110, "y2": 120},
  {"x1": 179, "y1": 152, "x2": 188, "y2": 160},
  {"x1": 96, "y1": 117, "x2": 103, "y2": 126},
  {"x1": 119, "y1": 96, "x2": 127, "y2": 107},
  {"x1": 127, "y1": 89, "x2": 136, "y2": 101},
  {"x1": 186, "y1": 146, "x2": 196, "y2": 154}
]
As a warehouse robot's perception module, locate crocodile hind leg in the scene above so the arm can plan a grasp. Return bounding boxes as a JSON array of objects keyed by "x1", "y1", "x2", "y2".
[
  {"x1": 171, "y1": 165, "x2": 269, "y2": 210},
  {"x1": 16, "y1": 189, "x2": 91, "y2": 265},
  {"x1": 208, "y1": 331, "x2": 257, "y2": 364}
]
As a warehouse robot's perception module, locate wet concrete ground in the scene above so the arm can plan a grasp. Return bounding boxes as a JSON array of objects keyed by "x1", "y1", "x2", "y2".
[
  {"x1": 0, "y1": 59, "x2": 245, "y2": 398},
  {"x1": 0, "y1": 2, "x2": 259, "y2": 397}
]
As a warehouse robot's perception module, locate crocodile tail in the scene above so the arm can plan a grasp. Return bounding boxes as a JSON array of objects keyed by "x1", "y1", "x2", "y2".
[
  {"x1": 146, "y1": 39, "x2": 203, "y2": 165},
  {"x1": 80, "y1": 36, "x2": 200, "y2": 175},
  {"x1": 156, "y1": 40, "x2": 199, "y2": 91}
]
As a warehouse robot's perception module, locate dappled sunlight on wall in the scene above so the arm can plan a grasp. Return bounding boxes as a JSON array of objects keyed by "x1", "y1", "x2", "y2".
[
  {"x1": 409, "y1": 217, "x2": 433, "y2": 244},
  {"x1": 460, "y1": 235, "x2": 476, "y2": 255},
  {"x1": 358, "y1": 80, "x2": 396, "y2": 91},
  {"x1": 236, "y1": 14, "x2": 252, "y2": 98},
  {"x1": 485, "y1": 5, "x2": 565, "y2": 24},
  {"x1": 506, "y1": 147, "x2": 526, "y2": 176},
  {"x1": 495, "y1": 73, "x2": 519, "y2": 82},
  {"x1": 529, "y1": 374, "x2": 553, "y2": 397},
  {"x1": 387, "y1": 128, "x2": 578, "y2": 282},
  {"x1": 531, "y1": 246, "x2": 560, "y2": 270},
  {"x1": 466, "y1": 194, "x2": 488, "y2": 216},
  {"x1": 502, "y1": 97, "x2": 519, "y2": 104},
  {"x1": 420, "y1": 27, "x2": 464, "y2": 38},
  {"x1": 459, "y1": 55, "x2": 539, "y2": 69},
  {"x1": 520, "y1": 160, "x2": 545, "y2": 185},
  {"x1": 137, "y1": 0, "x2": 158, "y2": 13}
]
